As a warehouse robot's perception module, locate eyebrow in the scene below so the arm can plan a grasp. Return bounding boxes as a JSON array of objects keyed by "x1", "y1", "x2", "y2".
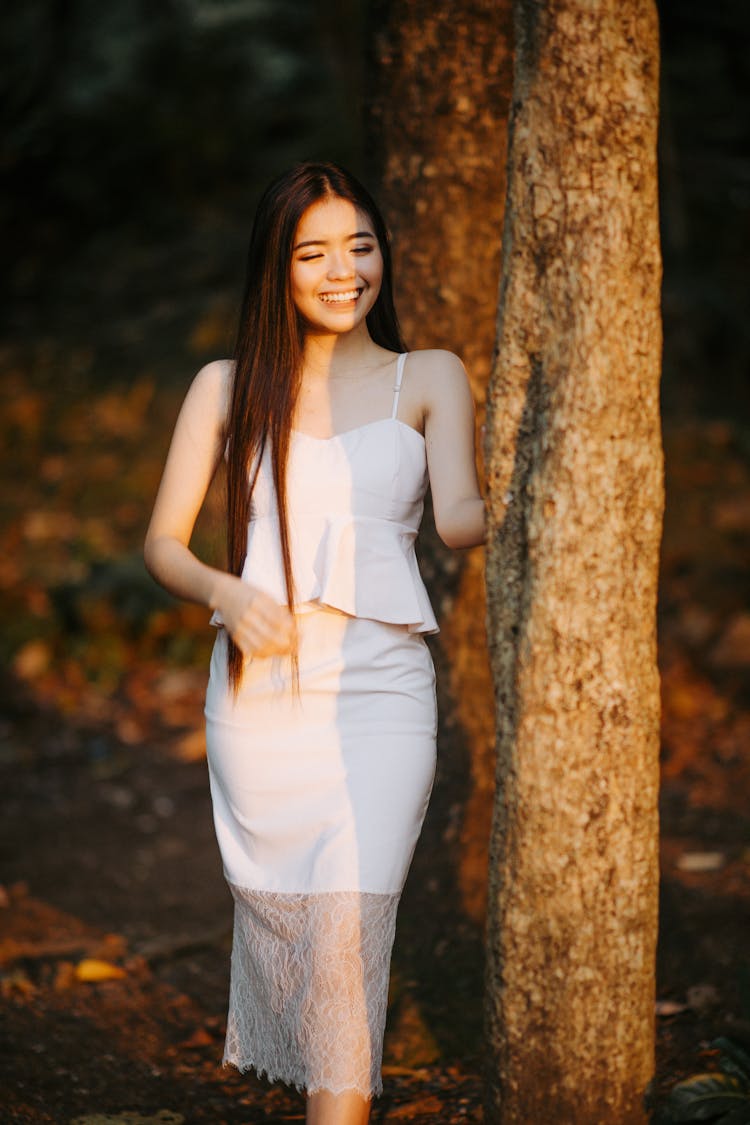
[{"x1": 293, "y1": 231, "x2": 376, "y2": 250}]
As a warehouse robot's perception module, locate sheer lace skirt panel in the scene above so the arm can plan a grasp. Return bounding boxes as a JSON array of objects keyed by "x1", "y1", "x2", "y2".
[{"x1": 223, "y1": 885, "x2": 400, "y2": 1098}]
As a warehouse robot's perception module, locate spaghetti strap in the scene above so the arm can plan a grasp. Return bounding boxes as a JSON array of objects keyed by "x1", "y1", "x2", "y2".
[{"x1": 391, "y1": 353, "x2": 408, "y2": 420}]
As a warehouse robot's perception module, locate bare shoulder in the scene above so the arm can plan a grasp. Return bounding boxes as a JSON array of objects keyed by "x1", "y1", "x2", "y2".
[
  {"x1": 191, "y1": 357, "x2": 233, "y2": 396},
  {"x1": 405, "y1": 349, "x2": 471, "y2": 412},
  {"x1": 185, "y1": 358, "x2": 233, "y2": 419},
  {"x1": 405, "y1": 348, "x2": 467, "y2": 379}
]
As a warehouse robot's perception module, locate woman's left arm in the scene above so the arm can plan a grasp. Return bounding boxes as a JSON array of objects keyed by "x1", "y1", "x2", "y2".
[{"x1": 419, "y1": 350, "x2": 485, "y2": 549}]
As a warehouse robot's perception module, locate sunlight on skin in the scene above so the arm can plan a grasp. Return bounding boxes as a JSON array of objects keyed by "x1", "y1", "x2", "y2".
[{"x1": 306, "y1": 1088, "x2": 371, "y2": 1125}]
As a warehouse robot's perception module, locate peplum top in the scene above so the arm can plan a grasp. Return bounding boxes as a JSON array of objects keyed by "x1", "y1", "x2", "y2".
[{"x1": 211, "y1": 355, "x2": 438, "y2": 635}]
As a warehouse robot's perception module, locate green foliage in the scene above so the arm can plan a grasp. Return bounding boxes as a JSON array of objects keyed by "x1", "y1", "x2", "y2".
[{"x1": 660, "y1": 1035, "x2": 750, "y2": 1124}]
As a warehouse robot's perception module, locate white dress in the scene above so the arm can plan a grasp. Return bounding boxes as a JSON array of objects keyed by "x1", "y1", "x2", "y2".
[{"x1": 204, "y1": 353, "x2": 438, "y2": 1098}]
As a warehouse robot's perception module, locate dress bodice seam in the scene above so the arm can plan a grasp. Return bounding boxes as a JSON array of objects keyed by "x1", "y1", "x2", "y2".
[{"x1": 290, "y1": 416, "x2": 424, "y2": 445}]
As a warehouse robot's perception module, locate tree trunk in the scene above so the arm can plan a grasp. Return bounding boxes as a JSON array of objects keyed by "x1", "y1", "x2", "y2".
[
  {"x1": 366, "y1": 0, "x2": 513, "y2": 923},
  {"x1": 484, "y1": 2, "x2": 662, "y2": 1122}
]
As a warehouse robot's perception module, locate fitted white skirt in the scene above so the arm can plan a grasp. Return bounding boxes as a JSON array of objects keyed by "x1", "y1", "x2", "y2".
[{"x1": 204, "y1": 605, "x2": 437, "y2": 1097}]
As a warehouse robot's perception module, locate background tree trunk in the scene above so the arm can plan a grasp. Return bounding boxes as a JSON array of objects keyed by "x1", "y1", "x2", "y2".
[
  {"x1": 366, "y1": 0, "x2": 513, "y2": 923},
  {"x1": 484, "y1": 1, "x2": 663, "y2": 1122}
]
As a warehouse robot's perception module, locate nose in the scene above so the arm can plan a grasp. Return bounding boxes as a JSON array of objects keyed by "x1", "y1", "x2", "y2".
[{"x1": 327, "y1": 250, "x2": 354, "y2": 280}]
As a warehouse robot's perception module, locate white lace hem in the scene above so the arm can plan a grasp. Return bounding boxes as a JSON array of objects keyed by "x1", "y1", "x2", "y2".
[{"x1": 222, "y1": 884, "x2": 401, "y2": 1098}]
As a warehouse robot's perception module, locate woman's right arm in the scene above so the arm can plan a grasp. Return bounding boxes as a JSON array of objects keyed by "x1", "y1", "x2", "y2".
[{"x1": 144, "y1": 360, "x2": 294, "y2": 657}]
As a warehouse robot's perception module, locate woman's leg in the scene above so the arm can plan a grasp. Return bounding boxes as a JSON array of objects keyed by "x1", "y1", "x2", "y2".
[
  {"x1": 306, "y1": 1089, "x2": 371, "y2": 1124},
  {"x1": 301, "y1": 898, "x2": 377, "y2": 1123}
]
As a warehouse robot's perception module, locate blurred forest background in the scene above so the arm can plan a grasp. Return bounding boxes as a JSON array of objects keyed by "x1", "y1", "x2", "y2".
[{"x1": 1, "y1": 1, "x2": 749, "y2": 1122}]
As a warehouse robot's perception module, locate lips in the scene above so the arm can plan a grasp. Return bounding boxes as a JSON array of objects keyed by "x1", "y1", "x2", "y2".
[{"x1": 319, "y1": 288, "x2": 362, "y2": 304}]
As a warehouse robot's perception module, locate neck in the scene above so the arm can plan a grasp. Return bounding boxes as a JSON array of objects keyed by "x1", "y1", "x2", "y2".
[{"x1": 301, "y1": 325, "x2": 381, "y2": 379}]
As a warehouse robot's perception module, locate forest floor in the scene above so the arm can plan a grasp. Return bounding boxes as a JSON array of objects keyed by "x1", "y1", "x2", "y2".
[{"x1": 1, "y1": 233, "x2": 750, "y2": 1122}]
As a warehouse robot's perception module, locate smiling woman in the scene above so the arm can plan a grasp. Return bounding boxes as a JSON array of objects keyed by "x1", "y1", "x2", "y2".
[
  {"x1": 143, "y1": 161, "x2": 484, "y2": 1125},
  {"x1": 290, "y1": 199, "x2": 383, "y2": 332}
]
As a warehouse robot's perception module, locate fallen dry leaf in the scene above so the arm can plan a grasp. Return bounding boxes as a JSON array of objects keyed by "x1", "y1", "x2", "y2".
[
  {"x1": 179, "y1": 1026, "x2": 213, "y2": 1049},
  {"x1": 655, "y1": 999, "x2": 689, "y2": 1017},
  {"x1": 386, "y1": 1095, "x2": 446, "y2": 1119},
  {"x1": 75, "y1": 958, "x2": 127, "y2": 982},
  {"x1": 676, "y1": 851, "x2": 726, "y2": 873}
]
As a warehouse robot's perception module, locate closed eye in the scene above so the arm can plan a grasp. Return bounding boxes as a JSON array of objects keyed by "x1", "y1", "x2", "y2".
[{"x1": 296, "y1": 243, "x2": 375, "y2": 262}]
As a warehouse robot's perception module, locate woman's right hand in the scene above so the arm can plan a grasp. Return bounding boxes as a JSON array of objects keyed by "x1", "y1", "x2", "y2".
[{"x1": 214, "y1": 573, "x2": 296, "y2": 658}]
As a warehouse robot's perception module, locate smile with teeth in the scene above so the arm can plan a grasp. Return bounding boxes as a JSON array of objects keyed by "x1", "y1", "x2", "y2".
[{"x1": 319, "y1": 288, "x2": 362, "y2": 303}]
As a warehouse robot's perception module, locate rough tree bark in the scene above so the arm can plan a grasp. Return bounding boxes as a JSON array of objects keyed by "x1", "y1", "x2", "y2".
[
  {"x1": 483, "y1": 2, "x2": 663, "y2": 1122},
  {"x1": 366, "y1": 0, "x2": 513, "y2": 922}
]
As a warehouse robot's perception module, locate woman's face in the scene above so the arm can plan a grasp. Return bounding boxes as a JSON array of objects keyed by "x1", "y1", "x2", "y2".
[{"x1": 290, "y1": 195, "x2": 384, "y2": 335}]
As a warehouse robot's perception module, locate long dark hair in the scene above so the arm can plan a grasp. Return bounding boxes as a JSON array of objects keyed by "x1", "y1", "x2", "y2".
[{"x1": 225, "y1": 161, "x2": 406, "y2": 691}]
